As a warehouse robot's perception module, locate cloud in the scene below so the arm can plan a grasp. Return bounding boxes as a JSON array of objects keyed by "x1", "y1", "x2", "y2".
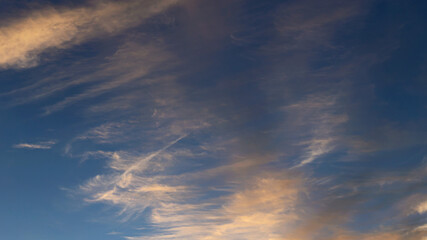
[
  {"x1": 326, "y1": 232, "x2": 402, "y2": 240},
  {"x1": 81, "y1": 150, "x2": 303, "y2": 240},
  {"x1": 142, "y1": 174, "x2": 302, "y2": 240},
  {"x1": 0, "y1": 0, "x2": 178, "y2": 69},
  {"x1": 80, "y1": 136, "x2": 188, "y2": 215},
  {"x1": 67, "y1": 1, "x2": 361, "y2": 238},
  {"x1": 2, "y1": 38, "x2": 179, "y2": 116},
  {"x1": 415, "y1": 200, "x2": 427, "y2": 214},
  {"x1": 75, "y1": 117, "x2": 304, "y2": 239},
  {"x1": 273, "y1": 0, "x2": 368, "y2": 52},
  {"x1": 42, "y1": 40, "x2": 178, "y2": 115},
  {"x1": 76, "y1": 122, "x2": 131, "y2": 144},
  {"x1": 13, "y1": 0, "x2": 423, "y2": 239},
  {"x1": 13, "y1": 140, "x2": 56, "y2": 149},
  {"x1": 282, "y1": 94, "x2": 348, "y2": 167},
  {"x1": 415, "y1": 224, "x2": 427, "y2": 232}
]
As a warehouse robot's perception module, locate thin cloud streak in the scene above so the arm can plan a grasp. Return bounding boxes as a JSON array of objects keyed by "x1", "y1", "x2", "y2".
[
  {"x1": 13, "y1": 141, "x2": 56, "y2": 149},
  {"x1": 284, "y1": 94, "x2": 348, "y2": 167},
  {"x1": 2, "y1": 39, "x2": 179, "y2": 117}
]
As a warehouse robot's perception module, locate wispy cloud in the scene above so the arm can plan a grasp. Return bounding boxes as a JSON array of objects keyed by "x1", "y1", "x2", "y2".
[
  {"x1": 325, "y1": 232, "x2": 402, "y2": 240},
  {"x1": 128, "y1": 175, "x2": 302, "y2": 240},
  {"x1": 415, "y1": 200, "x2": 427, "y2": 214},
  {"x1": 3, "y1": 0, "x2": 423, "y2": 239},
  {"x1": 282, "y1": 94, "x2": 348, "y2": 167},
  {"x1": 13, "y1": 140, "x2": 56, "y2": 149},
  {"x1": 42, "y1": 40, "x2": 178, "y2": 115},
  {"x1": 272, "y1": 0, "x2": 368, "y2": 52},
  {"x1": 68, "y1": 1, "x2": 370, "y2": 239},
  {"x1": 80, "y1": 145, "x2": 303, "y2": 239},
  {"x1": 1, "y1": 39, "x2": 179, "y2": 117},
  {"x1": 0, "y1": 0, "x2": 178, "y2": 69}
]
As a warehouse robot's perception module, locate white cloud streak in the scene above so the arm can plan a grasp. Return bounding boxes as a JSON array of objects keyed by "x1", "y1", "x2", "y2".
[
  {"x1": 13, "y1": 140, "x2": 56, "y2": 149},
  {"x1": 284, "y1": 94, "x2": 348, "y2": 167}
]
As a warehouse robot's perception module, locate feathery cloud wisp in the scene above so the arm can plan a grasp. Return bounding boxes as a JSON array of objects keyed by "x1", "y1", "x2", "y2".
[
  {"x1": 0, "y1": 0, "x2": 178, "y2": 69},
  {"x1": 13, "y1": 141, "x2": 56, "y2": 149}
]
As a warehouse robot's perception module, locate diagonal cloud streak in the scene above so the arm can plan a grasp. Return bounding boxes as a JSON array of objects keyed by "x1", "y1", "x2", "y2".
[{"x1": 0, "y1": 0, "x2": 179, "y2": 69}]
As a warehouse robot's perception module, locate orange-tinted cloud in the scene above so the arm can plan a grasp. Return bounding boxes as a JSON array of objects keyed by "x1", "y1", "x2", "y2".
[{"x1": 0, "y1": 0, "x2": 178, "y2": 69}]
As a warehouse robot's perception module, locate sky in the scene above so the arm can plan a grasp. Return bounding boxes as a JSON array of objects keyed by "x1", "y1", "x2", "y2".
[{"x1": 0, "y1": 0, "x2": 426, "y2": 239}]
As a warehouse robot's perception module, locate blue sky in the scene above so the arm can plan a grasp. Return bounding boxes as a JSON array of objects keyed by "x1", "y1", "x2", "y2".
[{"x1": 0, "y1": 0, "x2": 426, "y2": 239}]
